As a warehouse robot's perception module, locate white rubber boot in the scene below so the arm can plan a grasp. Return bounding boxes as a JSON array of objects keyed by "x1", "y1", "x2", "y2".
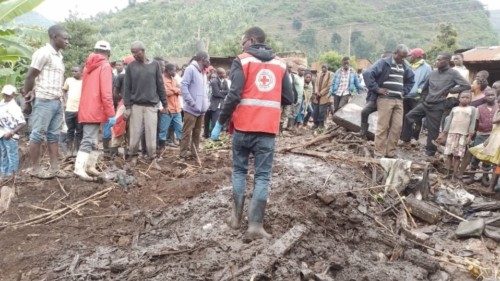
[
  {"x1": 86, "y1": 151, "x2": 102, "y2": 177},
  {"x1": 74, "y1": 151, "x2": 93, "y2": 181}
]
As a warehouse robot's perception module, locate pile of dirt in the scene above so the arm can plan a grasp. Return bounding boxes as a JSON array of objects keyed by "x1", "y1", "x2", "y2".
[{"x1": 0, "y1": 128, "x2": 499, "y2": 280}]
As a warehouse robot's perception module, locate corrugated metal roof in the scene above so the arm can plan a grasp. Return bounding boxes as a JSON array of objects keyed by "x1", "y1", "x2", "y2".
[{"x1": 463, "y1": 46, "x2": 500, "y2": 62}]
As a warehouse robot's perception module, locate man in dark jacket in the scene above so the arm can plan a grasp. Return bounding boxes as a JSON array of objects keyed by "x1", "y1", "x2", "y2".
[
  {"x1": 204, "y1": 68, "x2": 229, "y2": 138},
  {"x1": 405, "y1": 52, "x2": 470, "y2": 156},
  {"x1": 363, "y1": 44, "x2": 415, "y2": 157},
  {"x1": 211, "y1": 26, "x2": 293, "y2": 240}
]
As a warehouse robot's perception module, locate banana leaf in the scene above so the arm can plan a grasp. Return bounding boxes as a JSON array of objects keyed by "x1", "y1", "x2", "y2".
[{"x1": 0, "y1": 0, "x2": 44, "y2": 24}]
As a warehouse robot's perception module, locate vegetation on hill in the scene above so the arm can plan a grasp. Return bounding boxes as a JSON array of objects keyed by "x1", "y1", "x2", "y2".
[{"x1": 86, "y1": 0, "x2": 498, "y2": 62}]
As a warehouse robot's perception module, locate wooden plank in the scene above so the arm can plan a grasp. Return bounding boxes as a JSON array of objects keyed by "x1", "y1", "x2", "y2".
[{"x1": 404, "y1": 197, "x2": 442, "y2": 224}]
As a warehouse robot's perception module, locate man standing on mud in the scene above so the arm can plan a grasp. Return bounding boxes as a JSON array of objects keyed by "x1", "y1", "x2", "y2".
[
  {"x1": 211, "y1": 26, "x2": 293, "y2": 240},
  {"x1": 23, "y1": 25, "x2": 70, "y2": 179}
]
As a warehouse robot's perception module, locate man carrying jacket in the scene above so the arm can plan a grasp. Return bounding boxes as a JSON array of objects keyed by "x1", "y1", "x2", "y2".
[
  {"x1": 211, "y1": 26, "x2": 293, "y2": 240},
  {"x1": 329, "y1": 56, "x2": 363, "y2": 113},
  {"x1": 363, "y1": 44, "x2": 415, "y2": 158},
  {"x1": 74, "y1": 41, "x2": 115, "y2": 180}
]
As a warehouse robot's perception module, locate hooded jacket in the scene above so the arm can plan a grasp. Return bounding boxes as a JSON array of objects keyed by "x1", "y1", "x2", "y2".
[
  {"x1": 78, "y1": 53, "x2": 115, "y2": 123},
  {"x1": 218, "y1": 43, "x2": 294, "y2": 125}
]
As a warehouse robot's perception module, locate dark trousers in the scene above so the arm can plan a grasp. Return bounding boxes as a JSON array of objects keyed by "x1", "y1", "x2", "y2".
[
  {"x1": 203, "y1": 109, "x2": 220, "y2": 138},
  {"x1": 65, "y1": 111, "x2": 82, "y2": 145},
  {"x1": 361, "y1": 100, "x2": 377, "y2": 125},
  {"x1": 406, "y1": 101, "x2": 445, "y2": 156},
  {"x1": 401, "y1": 98, "x2": 422, "y2": 142},
  {"x1": 333, "y1": 95, "x2": 350, "y2": 113},
  {"x1": 312, "y1": 103, "x2": 328, "y2": 124},
  {"x1": 304, "y1": 105, "x2": 313, "y2": 124}
]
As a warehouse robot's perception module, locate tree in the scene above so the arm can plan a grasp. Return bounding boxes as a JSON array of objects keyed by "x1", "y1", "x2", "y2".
[
  {"x1": 297, "y1": 28, "x2": 317, "y2": 51},
  {"x1": 292, "y1": 18, "x2": 302, "y2": 30},
  {"x1": 330, "y1": 32, "x2": 341, "y2": 51},
  {"x1": 427, "y1": 23, "x2": 458, "y2": 61},
  {"x1": 350, "y1": 31, "x2": 375, "y2": 59},
  {"x1": 62, "y1": 14, "x2": 98, "y2": 74},
  {"x1": 0, "y1": 0, "x2": 44, "y2": 85},
  {"x1": 318, "y1": 51, "x2": 357, "y2": 72}
]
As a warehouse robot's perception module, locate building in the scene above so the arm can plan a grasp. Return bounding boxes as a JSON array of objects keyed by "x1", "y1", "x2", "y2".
[{"x1": 462, "y1": 46, "x2": 500, "y2": 84}]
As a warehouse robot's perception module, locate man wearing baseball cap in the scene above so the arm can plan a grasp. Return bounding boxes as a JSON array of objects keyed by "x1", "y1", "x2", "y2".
[
  {"x1": 73, "y1": 40, "x2": 115, "y2": 181},
  {"x1": 0, "y1": 85, "x2": 26, "y2": 179},
  {"x1": 400, "y1": 48, "x2": 432, "y2": 145}
]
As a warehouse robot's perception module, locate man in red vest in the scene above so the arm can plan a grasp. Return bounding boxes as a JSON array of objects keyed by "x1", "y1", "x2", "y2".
[{"x1": 211, "y1": 27, "x2": 293, "y2": 240}]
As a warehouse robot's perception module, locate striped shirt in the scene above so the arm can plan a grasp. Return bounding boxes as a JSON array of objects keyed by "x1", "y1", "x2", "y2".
[
  {"x1": 30, "y1": 44, "x2": 65, "y2": 99},
  {"x1": 382, "y1": 60, "x2": 404, "y2": 99}
]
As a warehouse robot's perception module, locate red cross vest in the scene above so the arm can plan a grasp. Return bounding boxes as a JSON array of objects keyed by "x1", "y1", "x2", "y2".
[{"x1": 232, "y1": 52, "x2": 286, "y2": 135}]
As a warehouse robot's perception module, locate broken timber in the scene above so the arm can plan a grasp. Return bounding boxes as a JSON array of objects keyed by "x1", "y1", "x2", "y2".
[
  {"x1": 404, "y1": 196, "x2": 442, "y2": 224},
  {"x1": 219, "y1": 224, "x2": 308, "y2": 281}
]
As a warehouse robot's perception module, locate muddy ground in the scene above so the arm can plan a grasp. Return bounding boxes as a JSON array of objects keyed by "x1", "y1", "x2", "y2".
[{"x1": 0, "y1": 126, "x2": 499, "y2": 281}]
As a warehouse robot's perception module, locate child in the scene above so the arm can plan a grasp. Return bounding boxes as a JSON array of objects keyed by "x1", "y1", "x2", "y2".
[
  {"x1": 437, "y1": 91, "x2": 477, "y2": 180},
  {"x1": 0, "y1": 85, "x2": 26, "y2": 179},
  {"x1": 469, "y1": 95, "x2": 500, "y2": 191}
]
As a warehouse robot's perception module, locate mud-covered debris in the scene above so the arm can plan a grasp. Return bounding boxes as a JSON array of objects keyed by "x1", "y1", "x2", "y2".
[
  {"x1": 435, "y1": 186, "x2": 475, "y2": 207},
  {"x1": 110, "y1": 257, "x2": 129, "y2": 273},
  {"x1": 455, "y1": 219, "x2": 485, "y2": 238},
  {"x1": 403, "y1": 249, "x2": 439, "y2": 273},
  {"x1": 317, "y1": 190, "x2": 335, "y2": 205},
  {"x1": 0, "y1": 186, "x2": 14, "y2": 213},
  {"x1": 483, "y1": 225, "x2": 500, "y2": 241},
  {"x1": 404, "y1": 196, "x2": 442, "y2": 224}
]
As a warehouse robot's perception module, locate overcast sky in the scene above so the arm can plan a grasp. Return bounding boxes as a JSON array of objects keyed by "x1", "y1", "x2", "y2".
[{"x1": 35, "y1": 0, "x2": 500, "y2": 22}]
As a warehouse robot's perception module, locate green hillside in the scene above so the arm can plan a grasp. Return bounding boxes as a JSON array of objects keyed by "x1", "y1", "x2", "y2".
[
  {"x1": 490, "y1": 10, "x2": 500, "y2": 37},
  {"x1": 89, "y1": 0, "x2": 499, "y2": 61}
]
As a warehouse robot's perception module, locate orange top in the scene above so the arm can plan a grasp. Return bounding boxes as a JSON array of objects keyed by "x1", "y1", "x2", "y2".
[{"x1": 163, "y1": 75, "x2": 182, "y2": 113}]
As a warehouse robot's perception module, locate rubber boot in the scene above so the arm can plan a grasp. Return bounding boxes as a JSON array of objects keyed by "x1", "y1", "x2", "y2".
[
  {"x1": 74, "y1": 151, "x2": 93, "y2": 181},
  {"x1": 102, "y1": 138, "x2": 110, "y2": 155},
  {"x1": 158, "y1": 140, "x2": 166, "y2": 151},
  {"x1": 86, "y1": 151, "x2": 102, "y2": 177},
  {"x1": 358, "y1": 122, "x2": 368, "y2": 139},
  {"x1": 244, "y1": 199, "x2": 271, "y2": 240},
  {"x1": 66, "y1": 141, "x2": 74, "y2": 158},
  {"x1": 227, "y1": 193, "x2": 245, "y2": 229}
]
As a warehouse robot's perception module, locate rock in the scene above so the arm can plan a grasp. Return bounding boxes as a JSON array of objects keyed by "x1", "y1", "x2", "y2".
[
  {"x1": 483, "y1": 238, "x2": 498, "y2": 250},
  {"x1": 483, "y1": 225, "x2": 500, "y2": 242},
  {"x1": 429, "y1": 270, "x2": 450, "y2": 281},
  {"x1": 455, "y1": 219, "x2": 485, "y2": 238},
  {"x1": 402, "y1": 228, "x2": 430, "y2": 244},
  {"x1": 0, "y1": 186, "x2": 14, "y2": 213},
  {"x1": 117, "y1": 236, "x2": 130, "y2": 247},
  {"x1": 110, "y1": 257, "x2": 129, "y2": 273},
  {"x1": 317, "y1": 190, "x2": 335, "y2": 205},
  {"x1": 417, "y1": 225, "x2": 437, "y2": 234}
]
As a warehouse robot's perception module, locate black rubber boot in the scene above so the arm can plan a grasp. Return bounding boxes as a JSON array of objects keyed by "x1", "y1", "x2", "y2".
[
  {"x1": 244, "y1": 199, "x2": 271, "y2": 240},
  {"x1": 102, "y1": 138, "x2": 110, "y2": 154},
  {"x1": 227, "y1": 193, "x2": 245, "y2": 229},
  {"x1": 358, "y1": 122, "x2": 368, "y2": 139}
]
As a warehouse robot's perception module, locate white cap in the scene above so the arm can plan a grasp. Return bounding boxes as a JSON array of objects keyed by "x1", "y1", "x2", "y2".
[
  {"x1": 94, "y1": 40, "x2": 111, "y2": 51},
  {"x1": 1, "y1": 84, "x2": 16, "y2": 96}
]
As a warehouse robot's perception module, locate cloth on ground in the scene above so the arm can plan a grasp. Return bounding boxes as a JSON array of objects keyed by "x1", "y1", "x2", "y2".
[{"x1": 379, "y1": 158, "x2": 412, "y2": 195}]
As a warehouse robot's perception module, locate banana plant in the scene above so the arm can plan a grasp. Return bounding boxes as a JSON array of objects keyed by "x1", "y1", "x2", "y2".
[{"x1": 0, "y1": 0, "x2": 44, "y2": 85}]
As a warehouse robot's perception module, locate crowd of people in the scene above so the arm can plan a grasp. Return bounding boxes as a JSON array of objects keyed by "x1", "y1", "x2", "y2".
[{"x1": 0, "y1": 24, "x2": 499, "y2": 239}]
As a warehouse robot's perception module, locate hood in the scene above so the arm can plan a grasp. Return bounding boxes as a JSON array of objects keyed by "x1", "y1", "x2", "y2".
[
  {"x1": 85, "y1": 53, "x2": 108, "y2": 73},
  {"x1": 246, "y1": 43, "x2": 275, "y2": 62}
]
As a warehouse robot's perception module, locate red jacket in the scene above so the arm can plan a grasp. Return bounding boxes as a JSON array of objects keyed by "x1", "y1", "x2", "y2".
[
  {"x1": 78, "y1": 53, "x2": 115, "y2": 123},
  {"x1": 232, "y1": 52, "x2": 286, "y2": 135}
]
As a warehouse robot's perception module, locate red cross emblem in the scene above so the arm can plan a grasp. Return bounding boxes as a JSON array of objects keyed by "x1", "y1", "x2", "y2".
[{"x1": 259, "y1": 75, "x2": 270, "y2": 86}]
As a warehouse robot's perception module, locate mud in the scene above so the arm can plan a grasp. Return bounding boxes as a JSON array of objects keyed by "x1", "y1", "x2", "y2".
[{"x1": 0, "y1": 129, "x2": 498, "y2": 281}]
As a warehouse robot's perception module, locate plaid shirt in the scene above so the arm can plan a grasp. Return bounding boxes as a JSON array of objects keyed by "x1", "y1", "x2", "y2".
[
  {"x1": 337, "y1": 69, "x2": 350, "y2": 96},
  {"x1": 30, "y1": 44, "x2": 65, "y2": 99}
]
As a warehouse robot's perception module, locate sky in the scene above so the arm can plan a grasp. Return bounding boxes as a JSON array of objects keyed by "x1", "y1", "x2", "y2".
[{"x1": 34, "y1": 0, "x2": 500, "y2": 22}]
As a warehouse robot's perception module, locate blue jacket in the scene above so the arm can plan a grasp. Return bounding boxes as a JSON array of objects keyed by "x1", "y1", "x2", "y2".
[
  {"x1": 407, "y1": 60, "x2": 431, "y2": 99},
  {"x1": 362, "y1": 56, "x2": 415, "y2": 101},
  {"x1": 329, "y1": 67, "x2": 362, "y2": 96}
]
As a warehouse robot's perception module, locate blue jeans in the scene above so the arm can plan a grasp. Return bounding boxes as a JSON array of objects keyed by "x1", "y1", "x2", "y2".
[
  {"x1": 159, "y1": 112, "x2": 183, "y2": 141},
  {"x1": 232, "y1": 131, "x2": 276, "y2": 201},
  {"x1": 29, "y1": 98, "x2": 63, "y2": 143},
  {"x1": 0, "y1": 138, "x2": 19, "y2": 176},
  {"x1": 102, "y1": 119, "x2": 113, "y2": 140}
]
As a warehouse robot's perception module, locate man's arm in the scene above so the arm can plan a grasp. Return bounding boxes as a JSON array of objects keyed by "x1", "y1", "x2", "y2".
[
  {"x1": 403, "y1": 67, "x2": 415, "y2": 97},
  {"x1": 318, "y1": 72, "x2": 331, "y2": 97},
  {"x1": 180, "y1": 66, "x2": 196, "y2": 108},
  {"x1": 363, "y1": 59, "x2": 384, "y2": 94},
  {"x1": 123, "y1": 65, "x2": 132, "y2": 108},
  {"x1": 210, "y1": 79, "x2": 225, "y2": 98},
  {"x1": 329, "y1": 71, "x2": 338, "y2": 95},
  {"x1": 155, "y1": 63, "x2": 167, "y2": 107},
  {"x1": 100, "y1": 64, "x2": 115, "y2": 118},
  {"x1": 281, "y1": 71, "x2": 294, "y2": 105},
  {"x1": 218, "y1": 59, "x2": 244, "y2": 125},
  {"x1": 449, "y1": 70, "x2": 471, "y2": 93}
]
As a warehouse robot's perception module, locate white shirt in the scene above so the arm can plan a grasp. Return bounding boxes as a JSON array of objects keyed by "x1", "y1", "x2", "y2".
[
  {"x1": 453, "y1": 66, "x2": 470, "y2": 82},
  {"x1": 63, "y1": 77, "x2": 82, "y2": 112},
  {"x1": 30, "y1": 43, "x2": 65, "y2": 99},
  {"x1": 0, "y1": 99, "x2": 26, "y2": 138}
]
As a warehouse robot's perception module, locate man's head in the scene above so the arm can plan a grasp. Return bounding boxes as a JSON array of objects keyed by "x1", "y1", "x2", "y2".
[
  {"x1": 241, "y1": 26, "x2": 266, "y2": 52},
  {"x1": 341, "y1": 57, "x2": 350, "y2": 70},
  {"x1": 393, "y1": 44, "x2": 409, "y2": 64},
  {"x1": 477, "y1": 77, "x2": 488, "y2": 91},
  {"x1": 165, "y1": 63, "x2": 176, "y2": 78},
  {"x1": 130, "y1": 41, "x2": 146, "y2": 63},
  {"x1": 321, "y1": 64, "x2": 328, "y2": 73},
  {"x1": 298, "y1": 66, "x2": 306, "y2": 77},
  {"x1": 94, "y1": 40, "x2": 111, "y2": 58},
  {"x1": 484, "y1": 88, "x2": 496, "y2": 105},
  {"x1": 1, "y1": 84, "x2": 16, "y2": 102},
  {"x1": 193, "y1": 51, "x2": 210, "y2": 70},
  {"x1": 476, "y1": 70, "x2": 489, "y2": 80},
  {"x1": 216, "y1": 67, "x2": 226, "y2": 79},
  {"x1": 286, "y1": 63, "x2": 293, "y2": 73},
  {"x1": 304, "y1": 72, "x2": 312, "y2": 83},
  {"x1": 71, "y1": 66, "x2": 82, "y2": 79},
  {"x1": 154, "y1": 57, "x2": 166, "y2": 72},
  {"x1": 452, "y1": 53, "x2": 464, "y2": 67},
  {"x1": 115, "y1": 60, "x2": 124, "y2": 73},
  {"x1": 435, "y1": 52, "x2": 452, "y2": 70},
  {"x1": 409, "y1": 48, "x2": 425, "y2": 63},
  {"x1": 48, "y1": 25, "x2": 69, "y2": 51}
]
